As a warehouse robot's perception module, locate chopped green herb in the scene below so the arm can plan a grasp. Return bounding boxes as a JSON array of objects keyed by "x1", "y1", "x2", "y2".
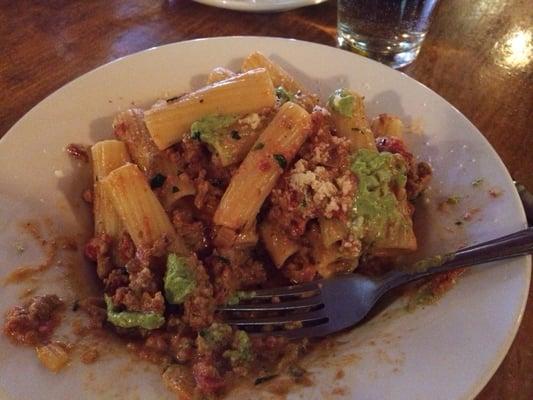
[
  {"x1": 166, "y1": 96, "x2": 179, "y2": 103},
  {"x1": 254, "y1": 374, "x2": 278, "y2": 385},
  {"x1": 191, "y1": 129, "x2": 201, "y2": 141},
  {"x1": 455, "y1": 220, "x2": 463, "y2": 226},
  {"x1": 275, "y1": 86, "x2": 295, "y2": 104},
  {"x1": 273, "y1": 154, "x2": 287, "y2": 169},
  {"x1": 231, "y1": 130, "x2": 241, "y2": 140},
  {"x1": 472, "y1": 178, "x2": 484, "y2": 187},
  {"x1": 150, "y1": 173, "x2": 167, "y2": 189},
  {"x1": 171, "y1": 186, "x2": 179, "y2": 193},
  {"x1": 446, "y1": 196, "x2": 461, "y2": 205},
  {"x1": 253, "y1": 142, "x2": 265, "y2": 150}
]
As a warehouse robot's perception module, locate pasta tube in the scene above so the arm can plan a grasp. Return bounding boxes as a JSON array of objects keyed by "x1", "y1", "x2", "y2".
[
  {"x1": 259, "y1": 220, "x2": 300, "y2": 268},
  {"x1": 213, "y1": 102, "x2": 311, "y2": 231},
  {"x1": 318, "y1": 217, "x2": 348, "y2": 247},
  {"x1": 241, "y1": 52, "x2": 319, "y2": 111},
  {"x1": 113, "y1": 108, "x2": 177, "y2": 177},
  {"x1": 307, "y1": 224, "x2": 358, "y2": 278},
  {"x1": 114, "y1": 108, "x2": 196, "y2": 207},
  {"x1": 101, "y1": 163, "x2": 176, "y2": 251},
  {"x1": 36, "y1": 343, "x2": 69, "y2": 373},
  {"x1": 371, "y1": 187, "x2": 417, "y2": 256},
  {"x1": 161, "y1": 173, "x2": 196, "y2": 211},
  {"x1": 206, "y1": 67, "x2": 236, "y2": 84},
  {"x1": 91, "y1": 140, "x2": 130, "y2": 238},
  {"x1": 144, "y1": 68, "x2": 276, "y2": 150},
  {"x1": 327, "y1": 89, "x2": 376, "y2": 151},
  {"x1": 370, "y1": 113, "x2": 404, "y2": 140}
]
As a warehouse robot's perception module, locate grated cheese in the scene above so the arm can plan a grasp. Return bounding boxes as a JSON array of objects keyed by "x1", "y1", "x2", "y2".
[{"x1": 239, "y1": 113, "x2": 261, "y2": 130}]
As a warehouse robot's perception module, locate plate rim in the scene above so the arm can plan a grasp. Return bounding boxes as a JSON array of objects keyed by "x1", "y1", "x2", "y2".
[
  {"x1": 191, "y1": 0, "x2": 329, "y2": 13},
  {"x1": 0, "y1": 35, "x2": 530, "y2": 400}
]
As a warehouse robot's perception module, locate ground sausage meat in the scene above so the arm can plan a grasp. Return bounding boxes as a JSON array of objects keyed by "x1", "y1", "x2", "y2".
[
  {"x1": 192, "y1": 357, "x2": 226, "y2": 394},
  {"x1": 3, "y1": 294, "x2": 64, "y2": 345},
  {"x1": 268, "y1": 108, "x2": 355, "y2": 239},
  {"x1": 65, "y1": 143, "x2": 89, "y2": 163}
]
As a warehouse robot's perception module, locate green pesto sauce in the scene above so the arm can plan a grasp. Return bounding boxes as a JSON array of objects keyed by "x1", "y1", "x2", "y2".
[
  {"x1": 190, "y1": 114, "x2": 237, "y2": 143},
  {"x1": 327, "y1": 88, "x2": 355, "y2": 118},
  {"x1": 226, "y1": 290, "x2": 256, "y2": 306},
  {"x1": 200, "y1": 322, "x2": 233, "y2": 347},
  {"x1": 411, "y1": 253, "x2": 455, "y2": 272},
  {"x1": 223, "y1": 330, "x2": 253, "y2": 367},
  {"x1": 350, "y1": 149, "x2": 408, "y2": 242},
  {"x1": 104, "y1": 295, "x2": 165, "y2": 330},
  {"x1": 164, "y1": 253, "x2": 197, "y2": 304}
]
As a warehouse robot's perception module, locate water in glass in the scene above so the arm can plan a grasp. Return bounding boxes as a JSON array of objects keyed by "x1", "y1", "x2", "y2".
[{"x1": 338, "y1": 0, "x2": 440, "y2": 68}]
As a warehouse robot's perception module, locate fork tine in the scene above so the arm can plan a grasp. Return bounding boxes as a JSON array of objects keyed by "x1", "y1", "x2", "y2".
[
  {"x1": 224, "y1": 309, "x2": 327, "y2": 326},
  {"x1": 218, "y1": 295, "x2": 323, "y2": 312},
  {"x1": 247, "y1": 281, "x2": 321, "y2": 299}
]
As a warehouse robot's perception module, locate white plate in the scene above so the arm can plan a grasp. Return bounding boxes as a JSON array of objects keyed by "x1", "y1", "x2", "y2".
[
  {"x1": 193, "y1": 0, "x2": 328, "y2": 12},
  {"x1": 0, "y1": 37, "x2": 529, "y2": 400}
]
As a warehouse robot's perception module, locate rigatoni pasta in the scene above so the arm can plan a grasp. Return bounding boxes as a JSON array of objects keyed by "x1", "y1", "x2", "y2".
[
  {"x1": 242, "y1": 51, "x2": 319, "y2": 111},
  {"x1": 370, "y1": 113, "x2": 405, "y2": 139},
  {"x1": 318, "y1": 217, "x2": 348, "y2": 248},
  {"x1": 213, "y1": 101, "x2": 311, "y2": 232},
  {"x1": 144, "y1": 68, "x2": 276, "y2": 149},
  {"x1": 72, "y1": 52, "x2": 432, "y2": 399},
  {"x1": 206, "y1": 66, "x2": 236, "y2": 84},
  {"x1": 259, "y1": 220, "x2": 300, "y2": 268},
  {"x1": 90, "y1": 140, "x2": 130, "y2": 238},
  {"x1": 113, "y1": 108, "x2": 177, "y2": 177},
  {"x1": 101, "y1": 163, "x2": 177, "y2": 251},
  {"x1": 327, "y1": 89, "x2": 376, "y2": 151}
]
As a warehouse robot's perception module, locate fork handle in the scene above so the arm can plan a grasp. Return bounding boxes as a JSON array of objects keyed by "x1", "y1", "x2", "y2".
[{"x1": 378, "y1": 227, "x2": 533, "y2": 295}]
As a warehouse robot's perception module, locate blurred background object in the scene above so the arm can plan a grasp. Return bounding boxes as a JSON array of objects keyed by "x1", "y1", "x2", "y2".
[{"x1": 192, "y1": 0, "x2": 328, "y2": 13}]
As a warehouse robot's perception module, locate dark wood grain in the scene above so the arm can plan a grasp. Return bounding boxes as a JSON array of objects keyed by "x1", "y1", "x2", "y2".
[{"x1": 0, "y1": 0, "x2": 531, "y2": 398}]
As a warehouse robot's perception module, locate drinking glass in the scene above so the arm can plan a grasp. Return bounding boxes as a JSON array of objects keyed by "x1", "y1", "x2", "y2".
[{"x1": 337, "y1": 0, "x2": 440, "y2": 69}]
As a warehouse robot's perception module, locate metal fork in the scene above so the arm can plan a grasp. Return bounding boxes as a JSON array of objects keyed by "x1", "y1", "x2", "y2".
[{"x1": 219, "y1": 227, "x2": 533, "y2": 339}]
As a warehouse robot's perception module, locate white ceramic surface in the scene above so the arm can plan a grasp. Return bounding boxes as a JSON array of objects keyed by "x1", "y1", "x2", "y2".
[
  {"x1": 0, "y1": 37, "x2": 529, "y2": 400},
  {"x1": 193, "y1": 0, "x2": 328, "y2": 12}
]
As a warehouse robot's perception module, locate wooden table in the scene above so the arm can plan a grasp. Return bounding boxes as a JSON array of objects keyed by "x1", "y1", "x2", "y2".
[{"x1": 1, "y1": 0, "x2": 531, "y2": 398}]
